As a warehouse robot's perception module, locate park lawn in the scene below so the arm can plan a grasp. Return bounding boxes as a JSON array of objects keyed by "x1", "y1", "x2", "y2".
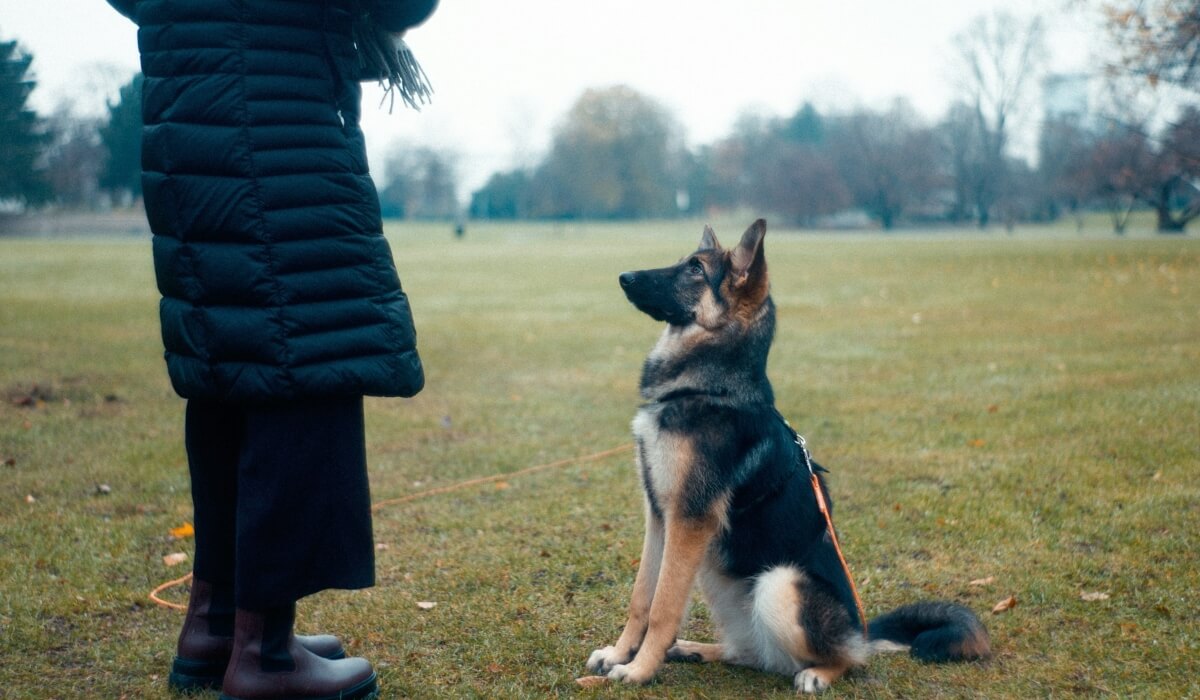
[{"x1": 1, "y1": 220, "x2": 1198, "y2": 698}]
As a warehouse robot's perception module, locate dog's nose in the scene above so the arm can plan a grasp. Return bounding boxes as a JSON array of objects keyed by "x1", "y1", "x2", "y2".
[{"x1": 619, "y1": 272, "x2": 635, "y2": 288}]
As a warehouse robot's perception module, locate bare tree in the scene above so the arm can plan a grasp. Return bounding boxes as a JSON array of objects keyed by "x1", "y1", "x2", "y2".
[
  {"x1": 952, "y1": 11, "x2": 1047, "y2": 227},
  {"x1": 1139, "y1": 106, "x2": 1200, "y2": 230},
  {"x1": 829, "y1": 100, "x2": 941, "y2": 230},
  {"x1": 748, "y1": 142, "x2": 849, "y2": 227},
  {"x1": 1104, "y1": 0, "x2": 1200, "y2": 92},
  {"x1": 42, "y1": 106, "x2": 105, "y2": 207},
  {"x1": 1086, "y1": 122, "x2": 1154, "y2": 233},
  {"x1": 1091, "y1": 1, "x2": 1200, "y2": 231}
]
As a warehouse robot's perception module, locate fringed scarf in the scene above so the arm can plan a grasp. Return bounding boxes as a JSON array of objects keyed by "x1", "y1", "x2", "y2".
[{"x1": 352, "y1": 15, "x2": 434, "y2": 112}]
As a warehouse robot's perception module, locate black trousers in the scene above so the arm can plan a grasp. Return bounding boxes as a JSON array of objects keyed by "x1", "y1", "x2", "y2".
[{"x1": 185, "y1": 397, "x2": 374, "y2": 610}]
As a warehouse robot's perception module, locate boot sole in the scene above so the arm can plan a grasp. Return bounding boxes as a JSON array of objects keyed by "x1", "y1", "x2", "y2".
[
  {"x1": 169, "y1": 656, "x2": 226, "y2": 692},
  {"x1": 218, "y1": 671, "x2": 377, "y2": 700}
]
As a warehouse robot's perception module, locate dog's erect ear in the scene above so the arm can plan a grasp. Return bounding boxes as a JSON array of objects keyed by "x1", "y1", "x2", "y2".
[
  {"x1": 731, "y1": 219, "x2": 767, "y2": 288},
  {"x1": 698, "y1": 224, "x2": 721, "y2": 251}
]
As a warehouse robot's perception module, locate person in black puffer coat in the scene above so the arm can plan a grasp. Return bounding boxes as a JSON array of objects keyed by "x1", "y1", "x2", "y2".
[{"x1": 106, "y1": 2, "x2": 437, "y2": 698}]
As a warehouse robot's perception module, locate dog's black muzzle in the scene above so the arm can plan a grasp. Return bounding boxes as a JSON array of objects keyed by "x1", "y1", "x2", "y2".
[{"x1": 619, "y1": 269, "x2": 694, "y2": 326}]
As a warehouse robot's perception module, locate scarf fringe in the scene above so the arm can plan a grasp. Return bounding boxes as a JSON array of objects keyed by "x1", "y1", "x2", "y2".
[{"x1": 353, "y1": 18, "x2": 434, "y2": 113}]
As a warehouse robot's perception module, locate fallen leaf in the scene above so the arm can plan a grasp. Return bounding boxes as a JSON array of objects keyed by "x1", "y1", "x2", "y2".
[
  {"x1": 987, "y1": 404, "x2": 999, "y2": 413},
  {"x1": 3, "y1": 457, "x2": 15, "y2": 467},
  {"x1": 170, "y1": 522, "x2": 195, "y2": 539},
  {"x1": 575, "y1": 676, "x2": 608, "y2": 688},
  {"x1": 486, "y1": 663, "x2": 503, "y2": 674},
  {"x1": 992, "y1": 595, "x2": 1017, "y2": 614},
  {"x1": 1080, "y1": 591, "x2": 1110, "y2": 602},
  {"x1": 163, "y1": 552, "x2": 189, "y2": 567},
  {"x1": 494, "y1": 481, "x2": 510, "y2": 490},
  {"x1": 375, "y1": 543, "x2": 390, "y2": 551},
  {"x1": 969, "y1": 576, "x2": 995, "y2": 587},
  {"x1": 969, "y1": 439, "x2": 987, "y2": 448},
  {"x1": 416, "y1": 601, "x2": 437, "y2": 610},
  {"x1": 25, "y1": 494, "x2": 36, "y2": 504}
]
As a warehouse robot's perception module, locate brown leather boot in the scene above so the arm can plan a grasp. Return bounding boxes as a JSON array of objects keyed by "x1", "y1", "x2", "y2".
[
  {"x1": 219, "y1": 605, "x2": 377, "y2": 700},
  {"x1": 169, "y1": 579, "x2": 347, "y2": 692}
]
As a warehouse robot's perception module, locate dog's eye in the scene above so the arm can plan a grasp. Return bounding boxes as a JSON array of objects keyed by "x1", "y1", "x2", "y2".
[{"x1": 687, "y1": 260, "x2": 704, "y2": 276}]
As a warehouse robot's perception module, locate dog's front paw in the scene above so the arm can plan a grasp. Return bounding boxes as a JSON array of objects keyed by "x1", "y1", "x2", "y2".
[
  {"x1": 795, "y1": 668, "x2": 831, "y2": 694},
  {"x1": 607, "y1": 662, "x2": 655, "y2": 685},
  {"x1": 587, "y1": 646, "x2": 628, "y2": 675}
]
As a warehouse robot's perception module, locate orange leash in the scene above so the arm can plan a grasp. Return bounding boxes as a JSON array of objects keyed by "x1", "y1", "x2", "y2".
[
  {"x1": 369, "y1": 444, "x2": 633, "y2": 512},
  {"x1": 809, "y1": 472, "x2": 868, "y2": 636},
  {"x1": 792, "y1": 430, "x2": 868, "y2": 638},
  {"x1": 148, "y1": 444, "x2": 634, "y2": 610},
  {"x1": 150, "y1": 571, "x2": 194, "y2": 611}
]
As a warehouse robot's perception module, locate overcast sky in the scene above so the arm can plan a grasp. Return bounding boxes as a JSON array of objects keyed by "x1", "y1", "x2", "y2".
[{"x1": 2, "y1": 0, "x2": 1105, "y2": 193}]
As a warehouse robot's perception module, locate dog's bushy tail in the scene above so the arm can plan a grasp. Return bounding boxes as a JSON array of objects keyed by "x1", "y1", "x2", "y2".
[{"x1": 867, "y1": 601, "x2": 992, "y2": 663}]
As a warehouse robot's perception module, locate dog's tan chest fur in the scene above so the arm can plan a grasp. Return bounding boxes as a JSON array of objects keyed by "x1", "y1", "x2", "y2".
[{"x1": 632, "y1": 404, "x2": 691, "y2": 508}]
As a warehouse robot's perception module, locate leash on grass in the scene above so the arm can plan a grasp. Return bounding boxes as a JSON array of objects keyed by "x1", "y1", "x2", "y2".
[{"x1": 149, "y1": 444, "x2": 635, "y2": 611}]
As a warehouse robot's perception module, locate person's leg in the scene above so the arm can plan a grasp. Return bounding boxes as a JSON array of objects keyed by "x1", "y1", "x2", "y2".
[
  {"x1": 186, "y1": 399, "x2": 243, "y2": 590},
  {"x1": 221, "y1": 396, "x2": 377, "y2": 699},
  {"x1": 168, "y1": 400, "x2": 243, "y2": 691},
  {"x1": 234, "y1": 396, "x2": 374, "y2": 609},
  {"x1": 171, "y1": 400, "x2": 347, "y2": 693}
]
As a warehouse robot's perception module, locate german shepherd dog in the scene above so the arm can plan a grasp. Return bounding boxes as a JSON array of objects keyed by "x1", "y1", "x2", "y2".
[{"x1": 587, "y1": 220, "x2": 991, "y2": 693}]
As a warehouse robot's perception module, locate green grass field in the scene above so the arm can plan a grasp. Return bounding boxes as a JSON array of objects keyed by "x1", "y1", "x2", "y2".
[{"x1": 2, "y1": 219, "x2": 1198, "y2": 698}]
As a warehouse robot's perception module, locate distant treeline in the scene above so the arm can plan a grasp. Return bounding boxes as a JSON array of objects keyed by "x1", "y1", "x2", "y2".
[{"x1": 4, "y1": 3, "x2": 1199, "y2": 232}]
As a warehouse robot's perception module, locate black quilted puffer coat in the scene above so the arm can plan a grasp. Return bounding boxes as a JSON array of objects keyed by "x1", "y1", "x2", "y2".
[{"x1": 107, "y1": 0, "x2": 435, "y2": 401}]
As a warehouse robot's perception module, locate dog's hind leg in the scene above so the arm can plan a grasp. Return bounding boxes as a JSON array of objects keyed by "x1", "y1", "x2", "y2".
[
  {"x1": 670, "y1": 564, "x2": 760, "y2": 668},
  {"x1": 666, "y1": 640, "x2": 723, "y2": 663},
  {"x1": 587, "y1": 500, "x2": 664, "y2": 674},
  {"x1": 751, "y1": 566, "x2": 867, "y2": 693}
]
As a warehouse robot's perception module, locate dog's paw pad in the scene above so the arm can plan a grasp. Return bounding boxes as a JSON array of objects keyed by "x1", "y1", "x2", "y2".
[{"x1": 795, "y1": 669, "x2": 830, "y2": 694}]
